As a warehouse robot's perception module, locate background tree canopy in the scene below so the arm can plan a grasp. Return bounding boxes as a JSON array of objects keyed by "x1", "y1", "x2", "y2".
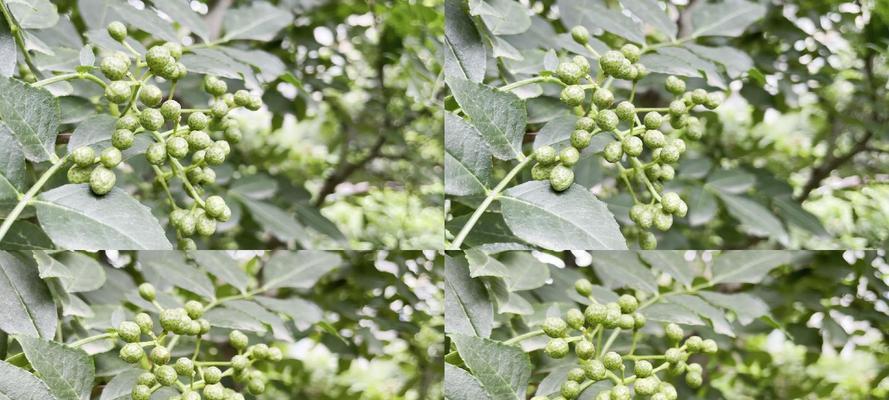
[{"x1": 443, "y1": 0, "x2": 887, "y2": 251}]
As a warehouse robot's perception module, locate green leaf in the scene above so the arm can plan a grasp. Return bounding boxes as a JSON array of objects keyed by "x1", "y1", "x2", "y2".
[
  {"x1": 293, "y1": 204, "x2": 347, "y2": 243},
  {"x1": 556, "y1": 0, "x2": 645, "y2": 44},
  {"x1": 262, "y1": 251, "x2": 341, "y2": 290},
  {"x1": 7, "y1": 0, "x2": 58, "y2": 29},
  {"x1": 689, "y1": 0, "x2": 766, "y2": 38},
  {"x1": 589, "y1": 251, "x2": 658, "y2": 293},
  {"x1": 470, "y1": 0, "x2": 531, "y2": 35},
  {"x1": 0, "y1": 251, "x2": 57, "y2": 338},
  {"x1": 498, "y1": 252, "x2": 550, "y2": 291},
  {"x1": 112, "y1": 3, "x2": 177, "y2": 42},
  {"x1": 217, "y1": 47, "x2": 286, "y2": 83},
  {"x1": 698, "y1": 291, "x2": 770, "y2": 325},
  {"x1": 642, "y1": 47, "x2": 725, "y2": 89},
  {"x1": 0, "y1": 76, "x2": 59, "y2": 162},
  {"x1": 489, "y1": 278, "x2": 533, "y2": 315},
  {"x1": 180, "y1": 48, "x2": 256, "y2": 88},
  {"x1": 237, "y1": 196, "x2": 308, "y2": 244},
  {"x1": 225, "y1": 300, "x2": 293, "y2": 342},
  {"x1": 445, "y1": 363, "x2": 491, "y2": 400},
  {"x1": 686, "y1": 186, "x2": 717, "y2": 226},
  {"x1": 715, "y1": 192, "x2": 789, "y2": 245},
  {"x1": 447, "y1": 212, "x2": 523, "y2": 248},
  {"x1": 203, "y1": 306, "x2": 266, "y2": 333},
  {"x1": 0, "y1": 220, "x2": 53, "y2": 249},
  {"x1": 447, "y1": 76, "x2": 526, "y2": 160},
  {"x1": 254, "y1": 296, "x2": 323, "y2": 328},
  {"x1": 669, "y1": 294, "x2": 734, "y2": 337},
  {"x1": 35, "y1": 184, "x2": 172, "y2": 250},
  {"x1": 449, "y1": 333, "x2": 531, "y2": 400},
  {"x1": 711, "y1": 251, "x2": 799, "y2": 284},
  {"x1": 188, "y1": 251, "x2": 249, "y2": 294},
  {"x1": 77, "y1": 0, "x2": 119, "y2": 30},
  {"x1": 500, "y1": 181, "x2": 626, "y2": 250},
  {"x1": 16, "y1": 335, "x2": 94, "y2": 400},
  {"x1": 0, "y1": 359, "x2": 56, "y2": 400},
  {"x1": 34, "y1": 251, "x2": 105, "y2": 293},
  {"x1": 706, "y1": 169, "x2": 755, "y2": 194},
  {"x1": 99, "y1": 368, "x2": 142, "y2": 400},
  {"x1": 222, "y1": 2, "x2": 293, "y2": 42},
  {"x1": 445, "y1": 112, "x2": 492, "y2": 196},
  {"x1": 621, "y1": 0, "x2": 677, "y2": 39},
  {"x1": 0, "y1": 13, "x2": 15, "y2": 77},
  {"x1": 140, "y1": 251, "x2": 215, "y2": 299},
  {"x1": 0, "y1": 123, "x2": 26, "y2": 211},
  {"x1": 445, "y1": 254, "x2": 493, "y2": 337},
  {"x1": 642, "y1": 303, "x2": 705, "y2": 325},
  {"x1": 773, "y1": 195, "x2": 829, "y2": 237},
  {"x1": 445, "y1": 0, "x2": 486, "y2": 82},
  {"x1": 465, "y1": 248, "x2": 510, "y2": 279},
  {"x1": 532, "y1": 115, "x2": 612, "y2": 154},
  {"x1": 638, "y1": 251, "x2": 695, "y2": 287},
  {"x1": 151, "y1": 0, "x2": 209, "y2": 42},
  {"x1": 684, "y1": 44, "x2": 753, "y2": 79}
]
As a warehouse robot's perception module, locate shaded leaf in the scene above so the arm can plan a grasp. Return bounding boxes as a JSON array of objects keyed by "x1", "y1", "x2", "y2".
[
  {"x1": 0, "y1": 251, "x2": 57, "y2": 338},
  {"x1": 450, "y1": 333, "x2": 531, "y2": 400},
  {"x1": 16, "y1": 335, "x2": 94, "y2": 400},
  {"x1": 447, "y1": 76, "x2": 526, "y2": 160},
  {"x1": 0, "y1": 76, "x2": 59, "y2": 162},
  {"x1": 445, "y1": 254, "x2": 493, "y2": 338},
  {"x1": 261, "y1": 251, "x2": 341, "y2": 290}
]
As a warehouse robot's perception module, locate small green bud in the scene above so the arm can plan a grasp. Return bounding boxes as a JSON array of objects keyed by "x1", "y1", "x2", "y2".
[
  {"x1": 111, "y1": 129, "x2": 134, "y2": 150},
  {"x1": 187, "y1": 130, "x2": 213, "y2": 151},
  {"x1": 691, "y1": 88, "x2": 708, "y2": 104},
  {"x1": 100, "y1": 56, "x2": 129, "y2": 80},
  {"x1": 556, "y1": 62, "x2": 584, "y2": 84},
  {"x1": 584, "y1": 303, "x2": 607, "y2": 325},
  {"x1": 105, "y1": 81, "x2": 132, "y2": 103},
  {"x1": 618, "y1": 294, "x2": 639, "y2": 313},
  {"x1": 155, "y1": 365, "x2": 178, "y2": 386},
  {"x1": 575, "y1": 116, "x2": 595, "y2": 131},
  {"x1": 602, "y1": 141, "x2": 623, "y2": 163},
  {"x1": 561, "y1": 380, "x2": 581, "y2": 399},
  {"x1": 146, "y1": 142, "x2": 167, "y2": 165},
  {"x1": 160, "y1": 100, "x2": 181, "y2": 121},
  {"x1": 621, "y1": 136, "x2": 643, "y2": 157},
  {"x1": 119, "y1": 342, "x2": 144, "y2": 363},
  {"x1": 592, "y1": 88, "x2": 614, "y2": 109},
  {"x1": 575, "y1": 340, "x2": 595, "y2": 360},
  {"x1": 596, "y1": 109, "x2": 619, "y2": 131},
  {"x1": 685, "y1": 336, "x2": 703, "y2": 352},
  {"x1": 184, "y1": 300, "x2": 204, "y2": 319},
  {"x1": 545, "y1": 338, "x2": 570, "y2": 358},
  {"x1": 653, "y1": 209, "x2": 673, "y2": 231},
  {"x1": 620, "y1": 44, "x2": 641, "y2": 63},
  {"x1": 140, "y1": 108, "x2": 165, "y2": 131},
  {"x1": 230, "y1": 330, "x2": 249, "y2": 350},
  {"x1": 531, "y1": 162, "x2": 554, "y2": 180},
  {"x1": 188, "y1": 112, "x2": 210, "y2": 130},
  {"x1": 661, "y1": 192, "x2": 683, "y2": 214},
  {"x1": 150, "y1": 346, "x2": 171, "y2": 365},
  {"x1": 116, "y1": 115, "x2": 140, "y2": 130},
  {"x1": 203, "y1": 76, "x2": 228, "y2": 96},
  {"x1": 247, "y1": 379, "x2": 265, "y2": 395},
  {"x1": 542, "y1": 317, "x2": 568, "y2": 338},
  {"x1": 560, "y1": 85, "x2": 585, "y2": 106},
  {"x1": 204, "y1": 366, "x2": 223, "y2": 384},
  {"x1": 534, "y1": 145, "x2": 558, "y2": 165},
  {"x1": 704, "y1": 92, "x2": 722, "y2": 109},
  {"x1": 665, "y1": 76, "x2": 686, "y2": 95},
  {"x1": 571, "y1": 26, "x2": 589, "y2": 44},
  {"x1": 574, "y1": 278, "x2": 593, "y2": 297},
  {"x1": 686, "y1": 372, "x2": 703, "y2": 388},
  {"x1": 560, "y1": 147, "x2": 580, "y2": 166},
  {"x1": 643, "y1": 129, "x2": 666, "y2": 148},
  {"x1": 603, "y1": 351, "x2": 622, "y2": 370},
  {"x1": 644, "y1": 112, "x2": 663, "y2": 130},
  {"x1": 100, "y1": 147, "x2": 122, "y2": 168},
  {"x1": 618, "y1": 313, "x2": 635, "y2": 329},
  {"x1": 196, "y1": 214, "x2": 217, "y2": 236},
  {"x1": 549, "y1": 165, "x2": 574, "y2": 192},
  {"x1": 67, "y1": 165, "x2": 93, "y2": 184},
  {"x1": 135, "y1": 312, "x2": 153, "y2": 334},
  {"x1": 72, "y1": 146, "x2": 95, "y2": 167},
  {"x1": 137, "y1": 372, "x2": 156, "y2": 387},
  {"x1": 131, "y1": 385, "x2": 151, "y2": 400},
  {"x1": 89, "y1": 167, "x2": 116, "y2": 195},
  {"x1": 233, "y1": 90, "x2": 252, "y2": 107},
  {"x1": 565, "y1": 308, "x2": 585, "y2": 329},
  {"x1": 702, "y1": 339, "x2": 718, "y2": 353},
  {"x1": 635, "y1": 376, "x2": 659, "y2": 395},
  {"x1": 584, "y1": 359, "x2": 607, "y2": 381},
  {"x1": 665, "y1": 347, "x2": 683, "y2": 364},
  {"x1": 615, "y1": 101, "x2": 635, "y2": 121},
  {"x1": 140, "y1": 84, "x2": 163, "y2": 107},
  {"x1": 639, "y1": 231, "x2": 657, "y2": 250},
  {"x1": 174, "y1": 357, "x2": 194, "y2": 377},
  {"x1": 118, "y1": 321, "x2": 141, "y2": 342},
  {"x1": 107, "y1": 21, "x2": 127, "y2": 41},
  {"x1": 166, "y1": 137, "x2": 189, "y2": 159}
]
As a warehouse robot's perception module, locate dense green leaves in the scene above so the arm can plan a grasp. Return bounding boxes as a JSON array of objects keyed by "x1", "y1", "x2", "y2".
[{"x1": 35, "y1": 185, "x2": 172, "y2": 250}]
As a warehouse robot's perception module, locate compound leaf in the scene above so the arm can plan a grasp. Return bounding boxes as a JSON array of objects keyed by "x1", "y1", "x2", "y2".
[
  {"x1": 35, "y1": 184, "x2": 172, "y2": 250},
  {"x1": 16, "y1": 335, "x2": 94, "y2": 400},
  {"x1": 449, "y1": 333, "x2": 532, "y2": 400},
  {"x1": 500, "y1": 181, "x2": 626, "y2": 250},
  {"x1": 0, "y1": 76, "x2": 59, "y2": 162},
  {"x1": 0, "y1": 251, "x2": 57, "y2": 339},
  {"x1": 7, "y1": 0, "x2": 58, "y2": 29}
]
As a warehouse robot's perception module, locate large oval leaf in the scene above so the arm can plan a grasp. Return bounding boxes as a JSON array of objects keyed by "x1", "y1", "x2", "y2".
[
  {"x1": 261, "y1": 251, "x2": 341, "y2": 290},
  {"x1": 16, "y1": 335, "x2": 95, "y2": 400},
  {"x1": 445, "y1": 254, "x2": 493, "y2": 337},
  {"x1": 690, "y1": 0, "x2": 766, "y2": 38},
  {"x1": 0, "y1": 251, "x2": 57, "y2": 338},
  {"x1": 222, "y1": 2, "x2": 292, "y2": 42},
  {"x1": 0, "y1": 359, "x2": 56, "y2": 400},
  {"x1": 500, "y1": 181, "x2": 626, "y2": 250},
  {"x1": 0, "y1": 76, "x2": 59, "y2": 162},
  {"x1": 449, "y1": 333, "x2": 531, "y2": 400},
  {"x1": 445, "y1": 112, "x2": 492, "y2": 196},
  {"x1": 35, "y1": 184, "x2": 172, "y2": 250},
  {"x1": 445, "y1": 0, "x2": 486, "y2": 82}
]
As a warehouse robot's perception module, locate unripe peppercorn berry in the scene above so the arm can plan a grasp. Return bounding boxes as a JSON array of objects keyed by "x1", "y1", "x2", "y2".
[
  {"x1": 187, "y1": 130, "x2": 213, "y2": 151},
  {"x1": 100, "y1": 147, "x2": 122, "y2": 168},
  {"x1": 203, "y1": 76, "x2": 228, "y2": 96},
  {"x1": 247, "y1": 379, "x2": 265, "y2": 395},
  {"x1": 691, "y1": 88, "x2": 708, "y2": 104},
  {"x1": 140, "y1": 84, "x2": 163, "y2": 107},
  {"x1": 542, "y1": 317, "x2": 568, "y2": 338},
  {"x1": 234, "y1": 90, "x2": 252, "y2": 107},
  {"x1": 630, "y1": 204, "x2": 653, "y2": 228},
  {"x1": 570, "y1": 129, "x2": 593, "y2": 149},
  {"x1": 665, "y1": 76, "x2": 685, "y2": 95},
  {"x1": 639, "y1": 231, "x2": 657, "y2": 249},
  {"x1": 205, "y1": 196, "x2": 227, "y2": 219},
  {"x1": 132, "y1": 385, "x2": 151, "y2": 400},
  {"x1": 596, "y1": 110, "x2": 619, "y2": 131},
  {"x1": 531, "y1": 163, "x2": 554, "y2": 180},
  {"x1": 146, "y1": 143, "x2": 167, "y2": 165},
  {"x1": 603, "y1": 351, "x2": 622, "y2": 370},
  {"x1": 138, "y1": 283, "x2": 156, "y2": 301},
  {"x1": 155, "y1": 365, "x2": 177, "y2": 386},
  {"x1": 560, "y1": 85, "x2": 585, "y2": 106},
  {"x1": 204, "y1": 366, "x2": 223, "y2": 384},
  {"x1": 230, "y1": 330, "x2": 248, "y2": 350},
  {"x1": 534, "y1": 146, "x2": 558, "y2": 165},
  {"x1": 635, "y1": 376, "x2": 659, "y2": 395},
  {"x1": 702, "y1": 339, "x2": 718, "y2": 353},
  {"x1": 665, "y1": 347, "x2": 683, "y2": 364},
  {"x1": 135, "y1": 312, "x2": 153, "y2": 334},
  {"x1": 620, "y1": 44, "x2": 641, "y2": 63},
  {"x1": 556, "y1": 62, "x2": 584, "y2": 84},
  {"x1": 621, "y1": 136, "x2": 643, "y2": 157},
  {"x1": 585, "y1": 303, "x2": 607, "y2": 325},
  {"x1": 549, "y1": 165, "x2": 574, "y2": 192},
  {"x1": 196, "y1": 214, "x2": 217, "y2": 236},
  {"x1": 89, "y1": 167, "x2": 116, "y2": 195},
  {"x1": 166, "y1": 137, "x2": 189, "y2": 159},
  {"x1": 618, "y1": 314, "x2": 635, "y2": 329},
  {"x1": 618, "y1": 294, "x2": 638, "y2": 313},
  {"x1": 231, "y1": 354, "x2": 249, "y2": 370},
  {"x1": 659, "y1": 144, "x2": 681, "y2": 163},
  {"x1": 116, "y1": 115, "x2": 140, "y2": 130},
  {"x1": 174, "y1": 357, "x2": 194, "y2": 376},
  {"x1": 184, "y1": 300, "x2": 204, "y2": 319},
  {"x1": 615, "y1": 101, "x2": 635, "y2": 121},
  {"x1": 661, "y1": 192, "x2": 683, "y2": 214},
  {"x1": 575, "y1": 340, "x2": 595, "y2": 359},
  {"x1": 570, "y1": 26, "x2": 589, "y2": 44},
  {"x1": 204, "y1": 383, "x2": 225, "y2": 400},
  {"x1": 140, "y1": 108, "x2": 164, "y2": 131},
  {"x1": 67, "y1": 165, "x2": 92, "y2": 184},
  {"x1": 120, "y1": 343, "x2": 144, "y2": 363},
  {"x1": 160, "y1": 100, "x2": 181, "y2": 121},
  {"x1": 105, "y1": 81, "x2": 131, "y2": 103},
  {"x1": 545, "y1": 338, "x2": 569, "y2": 358},
  {"x1": 654, "y1": 210, "x2": 673, "y2": 231},
  {"x1": 603, "y1": 141, "x2": 622, "y2": 163},
  {"x1": 137, "y1": 372, "x2": 156, "y2": 387},
  {"x1": 100, "y1": 56, "x2": 129, "y2": 80},
  {"x1": 592, "y1": 88, "x2": 614, "y2": 109},
  {"x1": 644, "y1": 112, "x2": 663, "y2": 130},
  {"x1": 643, "y1": 129, "x2": 666, "y2": 148},
  {"x1": 112, "y1": 129, "x2": 134, "y2": 150},
  {"x1": 575, "y1": 116, "x2": 595, "y2": 131},
  {"x1": 107, "y1": 21, "x2": 127, "y2": 41},
  {"x1": 72, "y1": 146, "x2": 95, "y2": 167},
  {"x1": 150, "y1": 346, "x2": 171, "y2": 365},
  {"x1": 685, "y1": 336, "x2": 703, "y2": 352},
  {"x1": 565, "y1": 309, "x2": 585, "y2": 329},
  {"x1": 686, "y1": 372, "x2": 703, "y2": 388},
  {"x1": 118, "y1": 321, "x2": 141, "y2": 342},
  {"x1": 575, "y1": 278, "x2": 593, "y2": 296},
  {"x1": 599, "y1": 51, "x2": 626, "y2": 77},
  {"x1": 560, "y1": 147, "x2": 580, "y2": 166},
  {"x1": 561, "y1": 380, "x2": 581, "y2": 399},
  {"x1": 584, "y1": 359, "x2": 607, "y2": 380},
  {"x1": 188, "y1": 112, "x2": 210, "y2": 130}
]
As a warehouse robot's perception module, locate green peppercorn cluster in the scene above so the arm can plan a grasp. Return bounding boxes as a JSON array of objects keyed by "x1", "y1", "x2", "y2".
[
  {"x1": 530, "y1": 278, "x2": 718, "y2": 400},
  {"x1": 529, "y1": 26, "x2": 722, "y2": 249},
  {"x1": 116, "y1": 283, "x2": 280, "y2": 400},
  {"x1": 67, "y1": 21, "x2": 263, "y2": 249}
]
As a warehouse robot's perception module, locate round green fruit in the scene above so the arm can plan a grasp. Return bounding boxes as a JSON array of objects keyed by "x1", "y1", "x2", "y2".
[
  {"x1": 89, "y1": 167, "x2": 116, "y2": 195},
  {"x1": 549, "y1": 165, "x2": 574, "y2": 192}
]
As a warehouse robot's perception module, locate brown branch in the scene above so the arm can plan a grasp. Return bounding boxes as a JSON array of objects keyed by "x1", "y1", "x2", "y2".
[{"x1": 313, "y1": 134, "x2": 387, "y2": 206}]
